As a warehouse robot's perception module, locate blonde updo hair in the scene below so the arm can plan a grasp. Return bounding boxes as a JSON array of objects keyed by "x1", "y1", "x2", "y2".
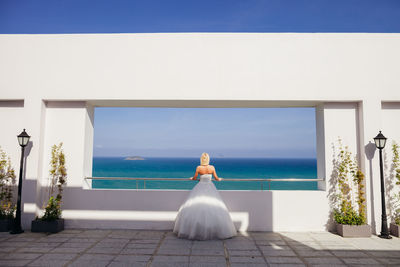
[{"x1": 200, "y1": 153, "x2": 210, "y2": 166}]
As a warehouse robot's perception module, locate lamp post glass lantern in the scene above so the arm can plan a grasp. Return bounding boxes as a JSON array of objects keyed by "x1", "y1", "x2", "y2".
[
  {"x1": 10, "y1": 129, "x2": 30, "y2": 234},
  {"x1": 17, "y1": 129, "x2": 30, "y2": 147},
  {"x1": 374, "y1": 131, "x2": 387, "y2": 149},
  {"x1": 374, "y1": 131, "x2": 392, "y2": 239}
]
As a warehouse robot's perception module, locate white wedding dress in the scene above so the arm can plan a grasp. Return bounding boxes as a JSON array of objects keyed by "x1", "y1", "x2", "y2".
[{"x1": 173, "y1": 174, "x2": 237, "y2": 240}]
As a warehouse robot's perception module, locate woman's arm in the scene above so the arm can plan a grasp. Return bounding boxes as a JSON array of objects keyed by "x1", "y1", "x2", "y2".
[
  {"x1": 212, "y1": 166, "x2": 222, "y2": 181},
  {"x1": 190, "y1": 166, "x2": 200, "y2": 180}
]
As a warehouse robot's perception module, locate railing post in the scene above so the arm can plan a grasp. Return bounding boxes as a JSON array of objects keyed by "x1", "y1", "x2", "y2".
[
  {"x1": 268, "y1": 180, "x2": 271, "y2": 190},
  {"x1": 136, "y1": 180, "x2": 138, "y2": 190},
  {"x1": 261, "y1": 181, "x2": 263, "y2": 191},
  {"x1": 144, "y1": 180, "x2": 146, "y2": 189}
]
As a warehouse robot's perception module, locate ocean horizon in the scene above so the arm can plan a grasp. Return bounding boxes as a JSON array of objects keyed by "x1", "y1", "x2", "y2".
[{"x1": 92, "y1": 157, "x2": 318, "y2": 190}]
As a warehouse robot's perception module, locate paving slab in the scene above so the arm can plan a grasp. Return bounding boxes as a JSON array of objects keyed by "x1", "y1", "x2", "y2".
[
  {"x1": 69, "y1": 259, "x2": 111, "y2": 267},
  {"x1": 229, "y1": 256, "x2": 266, "y2": 263},
  {"x1": 0, "y1": 246, "x2": 19, "y2": 252},
  {"x1": 25, "y1": 242, "x2": 61, "y2": 248},
  {"x1": 157, "y1": 247, "x2": 191, "y2": 255},
  {"x1": 27, "y1": 259, "x2": 70, "y2": 267},
  {"x1": 38, "y1": 237, "x2": 71, "y2": 243},
  {"x1": 265, "y1": 256, "x2": 304, "y2": 264},
  {"x1": 125, "y1": 242, "x2": 159, "y2": 248},
  {"x1": 59, "y1": 242, "x2": 93, "y2": 248},
  {"x1": 228, "y1": 249, "x2": 262, "y2": 256},
  {"x1": 151, "y1": 255, "x2": 190, "y2": 266},
  {"x1": 135, "y1": 231, "x2": 165, "y2": 239},
  {"x1": 50, "y1": 246, "x2": 88, "y2": 253},
  {"x1": 251, "y1": 232, "x2": 282, "y2": 239},
  {"x1": 259, "y1": 244, "x2": 291, "y2": 250},
  {"x1": 108, "y1": 230, "x2": 139, "y2": 239},
  {"x1": 190, "y1": 255, "x2": 226, "y2": 263},
  {"x1": 35, "y1": 253, "x2": 77, "y2": 260},
  {"x1": 163, "y1": 240, "x2": 193, "y2": 248},
  {"x1": 189, "y1": 263, "x2": 227, "y2": 267},
  {"x1": 120, "y1": 247, "x2": 157, "y2": 254},
  {"x1": 77, "y1": 254, "x2": 116, "y2": 261},
  {"x1": 191, "y1": 249, "x2": 226, "y2": 256},
  {"x1": 0, "y1": 241, "x2": 28, "y2": 247},
  {"x1": 69, "y1": 238, "x2": 100, "y2": 243},
  {"x1": 261, "y1": 249, "x2": 297, "y2": 257},
  {"x1": 295, "y1": 249, "x2": 334, "y2": 257},
  {"x1": 16, "y1": 247, "x2": 54, "y2": 253},
  {"x1": 113, "y1": 254, "x2": 152, "y2": 262},
  {"x1": 151, "y1": 262, "x2": 189, "y2": 267},
  {"x1": 109, "y1": 261, "x2": 148, "y2": 267},
  {"x1": 192, "y1": 240, "x2": 224, "y2": 249},
  {"x1": 94, "y1": 241, "x2": 127, "y2": 248},
  {"x1": 375, "y1": 257, "x2": 400, "y2": 264},
  {"x1": 9, "y1": 237, "x2": 38, "y2": 242},
  {"x1": 330, "y1": 250, "x2": 370, "y2": 257},
  {"x1": 366, "y1": 250, "x2": 400, "y2": 258},
  {"x1": 86, "y1": 246, "x2": 123, "y2": 254},
  {"x1": 290, "y1": 243, "x2": 325, "y2": 250},
  {"x1": 255, "y1": 239, "x2": 287, "y2": 246},
  {"x1": 0, "y1": 259, "x2": 33, "y2": 266},
  {"x1": 268, "y1": 264, "x2": 305, "y2": 267},
  {"x1": 129, "y1": 239, "x2": 160, "y2": 244},
  {"x1": 303, "y1": 256, "x2": 344, "y2": 265},
  {"x1": 2, "y1": 253, "x2": 42, "y2": 260},
  {"x1": 230, "y1": 264, "x2": 267, "y2": 267},
  {"x1": 224, "y1": 242, "x2": 258, "y2": 250},
  {"x1": 341, "y1": 257, "x2": 381, "y2": 265}
]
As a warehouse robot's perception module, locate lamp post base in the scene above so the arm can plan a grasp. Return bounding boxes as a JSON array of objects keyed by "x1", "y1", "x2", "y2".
[
  {"x1": 378, "y1": 234, "x2": 392, "y2": 239},
  {"x1": 9, "y1": 229, "x2": 24, "y2": 235}
]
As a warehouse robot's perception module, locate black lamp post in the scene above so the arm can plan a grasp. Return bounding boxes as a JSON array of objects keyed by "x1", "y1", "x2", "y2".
[
  {"x1": 373, "y1": 131, "x2": 392, "y2": 239},
  {"x1": 10, "y1": 129, "x2": 30, "y2": 234}
]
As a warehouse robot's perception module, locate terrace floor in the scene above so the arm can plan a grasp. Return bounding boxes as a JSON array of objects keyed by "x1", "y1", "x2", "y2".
[{"x1": 0, "y1": 230, "x2": 399, "y2": 266}]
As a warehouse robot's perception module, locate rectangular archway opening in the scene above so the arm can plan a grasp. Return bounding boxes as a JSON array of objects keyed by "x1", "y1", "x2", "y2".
[{"x1": 92, "y1": 107, "x2": 318, "y2": 190}]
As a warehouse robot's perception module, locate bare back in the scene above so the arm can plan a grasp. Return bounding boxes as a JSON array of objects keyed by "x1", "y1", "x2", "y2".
[
  {"x1": 192, "y1": 165, "x2": 221, "y2": 181},
  {"x1": 197, "y1": 165, "x2": 214, "y2": 175}
]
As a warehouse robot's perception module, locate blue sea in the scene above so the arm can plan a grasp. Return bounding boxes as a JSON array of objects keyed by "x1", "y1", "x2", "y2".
[{"x1": 92, "y1": 157, "x2": 318, "y2": 190}]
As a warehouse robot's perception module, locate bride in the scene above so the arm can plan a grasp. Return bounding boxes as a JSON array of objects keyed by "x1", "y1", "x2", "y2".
[{"x1": 173, "y1": 153, "x2": 237, "y2": 240}]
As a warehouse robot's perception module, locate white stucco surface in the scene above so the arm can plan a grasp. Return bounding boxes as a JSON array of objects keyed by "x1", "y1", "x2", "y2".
[{"x1": 0, "y1": 33, "x2": 399, "y2": 232}]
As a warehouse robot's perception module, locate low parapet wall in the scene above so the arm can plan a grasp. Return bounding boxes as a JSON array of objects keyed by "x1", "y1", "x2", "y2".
[{"x1": 22, "y1": 188, "x2": 329, "y2": 232}]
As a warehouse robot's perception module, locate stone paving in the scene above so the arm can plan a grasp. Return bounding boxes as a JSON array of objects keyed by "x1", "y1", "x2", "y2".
[{"x1": 0, "y1": 230, "x2": 399, "y2": 266}]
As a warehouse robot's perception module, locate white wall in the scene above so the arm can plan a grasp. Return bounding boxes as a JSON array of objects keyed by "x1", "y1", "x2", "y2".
[
  {"x1": 61, "y1": 189, "x2": 328, "y2": 232},
  {"x1": 0, "y1": 101, "x2": 25, "y2": 166},
  {"x1": 381, "y1": 102, "x2": 400, "y2": 225},
  {"x1": 1, "y1": 34, "x2": 400, "y2": 102},
  {"x1": 0, "y1": 33, "x2": 399, "y2": 232}
]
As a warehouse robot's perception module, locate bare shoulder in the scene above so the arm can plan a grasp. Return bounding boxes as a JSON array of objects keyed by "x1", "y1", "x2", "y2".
[{"x1": 209, "y1": 165, "x2": 215, "y2": 170}]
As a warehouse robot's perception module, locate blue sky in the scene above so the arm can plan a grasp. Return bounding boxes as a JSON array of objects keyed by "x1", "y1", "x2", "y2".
[
  {"x1": 93, "y1": 108, "x2": 316, "y2": 158},
  {"x1": 1, "y1": 0, "x2": 399, "y2": 33}
]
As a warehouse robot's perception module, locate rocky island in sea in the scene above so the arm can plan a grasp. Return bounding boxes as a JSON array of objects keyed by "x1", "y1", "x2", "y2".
[{"x1": 124, "y1": 156, "x2": 145, "y2": 160}]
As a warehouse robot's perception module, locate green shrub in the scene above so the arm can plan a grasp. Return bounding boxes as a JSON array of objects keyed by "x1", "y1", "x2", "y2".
[
  {"x1": 334, "y1": 207, "x2": 365, "y2": 225},
  {"x1": 0, "y1": 147, "x2": 16, "y2": 219},
  {"x1": 392, "y1": 142, "x2": 400, "y2": 226},
  {"x1": 41, "y1": 197, "x2": 61, "y2": 221}
]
